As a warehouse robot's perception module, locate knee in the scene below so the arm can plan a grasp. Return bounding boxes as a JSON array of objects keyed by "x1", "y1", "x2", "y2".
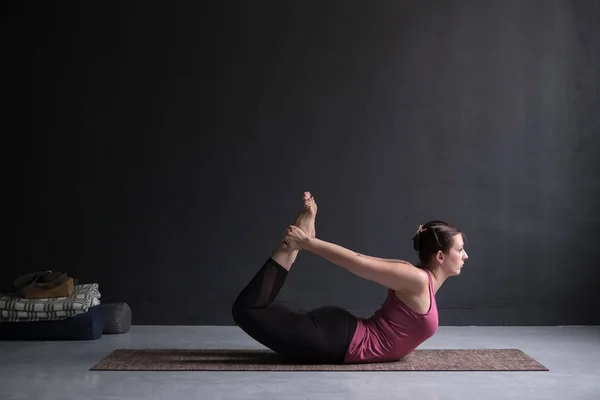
[
  {"x1": 231, "y1": 302, "x2": 240, "y2": 320},
  {"x1": 231, "y1": 299, "x2": 248, "y2": 326}
]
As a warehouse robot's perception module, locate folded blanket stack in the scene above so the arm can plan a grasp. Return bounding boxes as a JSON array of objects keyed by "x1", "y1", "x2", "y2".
[
  {"x1": 0, "y1": 283, "x2": 102, "y2": 322},
  {"x1": 0, "y1": 271, "x2": 105, "y2": 340}
]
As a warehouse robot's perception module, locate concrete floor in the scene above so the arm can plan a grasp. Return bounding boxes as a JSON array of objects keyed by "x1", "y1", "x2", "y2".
[{"x1": 1, "y1": 325, "x2": 599, "y2": 400}]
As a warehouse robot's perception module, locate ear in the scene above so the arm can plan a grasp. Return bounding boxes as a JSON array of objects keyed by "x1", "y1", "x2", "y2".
[{"x1": 435, "y1": 250, "x2": 444, "y2": 264}]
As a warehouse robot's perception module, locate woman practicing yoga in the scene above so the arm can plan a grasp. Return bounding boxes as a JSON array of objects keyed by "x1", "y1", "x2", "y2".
[{"x1": 232, "y1": 192, "x2": 468, "y2": 364}]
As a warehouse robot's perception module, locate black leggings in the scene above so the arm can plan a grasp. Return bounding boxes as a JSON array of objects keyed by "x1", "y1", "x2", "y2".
[{"x1": 231, "y1": 257, "x2": 358, "y2": 364}]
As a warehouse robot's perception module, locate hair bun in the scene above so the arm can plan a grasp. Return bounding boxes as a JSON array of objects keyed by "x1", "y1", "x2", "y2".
[
  {"x1": 412, "y1": 224, "x2": 426, "y2": 251},
  {"x1": 412, "y1": 233, "x2": 422, "y2": 251}
]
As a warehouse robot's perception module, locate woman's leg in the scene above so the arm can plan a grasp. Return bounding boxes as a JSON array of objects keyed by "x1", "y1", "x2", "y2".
[
  {"x1": 231, "y1": 257, "x2": 357, "y2": 363},
  {"x1": 231, "y1": 256, "x2": 313, "y2": 360},
  {"x1": 231, "y1": 192, "x2": 357, "y2": 363}
]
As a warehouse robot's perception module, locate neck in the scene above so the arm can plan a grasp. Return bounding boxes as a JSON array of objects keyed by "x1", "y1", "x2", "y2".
[{"x1": 423, "y1": 264, "x2": 451, "y2": 293}]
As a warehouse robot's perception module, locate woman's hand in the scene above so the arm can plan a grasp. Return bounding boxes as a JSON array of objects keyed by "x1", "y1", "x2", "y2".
[{"x1": 282, "y1": 225, "x2": 312, "y2": 250}]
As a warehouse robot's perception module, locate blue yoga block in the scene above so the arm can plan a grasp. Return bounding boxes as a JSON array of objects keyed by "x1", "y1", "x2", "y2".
[{"x1": 0, "y1": 306, "x2": 104, "y2": 341}]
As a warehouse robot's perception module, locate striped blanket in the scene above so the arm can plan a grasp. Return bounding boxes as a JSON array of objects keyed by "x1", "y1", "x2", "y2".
[{"x1": 0, "y1": 283, "x2": 101, "y2": 322}]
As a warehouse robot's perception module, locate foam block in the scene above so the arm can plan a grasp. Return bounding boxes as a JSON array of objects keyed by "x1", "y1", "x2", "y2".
[{"x1": 100, "y1": 302, "x2": 131, "y2": 334}]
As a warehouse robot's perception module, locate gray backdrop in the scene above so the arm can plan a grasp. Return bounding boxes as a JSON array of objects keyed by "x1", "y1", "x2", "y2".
[{"x1": 8, "y1": 0, "x2": 600, "y2": 326}]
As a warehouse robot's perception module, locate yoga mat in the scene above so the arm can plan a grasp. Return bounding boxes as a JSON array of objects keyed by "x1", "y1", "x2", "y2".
[{"x1": 90, "y1": 348, "x2": 548, "y2": 371}]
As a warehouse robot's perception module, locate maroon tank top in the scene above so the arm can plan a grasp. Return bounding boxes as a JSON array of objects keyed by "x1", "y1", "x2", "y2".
[{"x1": 344, "y1": 269, "x2": 439, "y2": 363}]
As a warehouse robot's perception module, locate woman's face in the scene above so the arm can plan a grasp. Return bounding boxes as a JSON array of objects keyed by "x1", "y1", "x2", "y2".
[{"x1": 441, "y1": 234, "x2": 468, "y2": 275}]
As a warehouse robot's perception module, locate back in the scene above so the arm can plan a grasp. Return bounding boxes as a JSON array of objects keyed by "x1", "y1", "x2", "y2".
[{"x1": 344, "y1": 269, "x2": 439, "y2": 363}]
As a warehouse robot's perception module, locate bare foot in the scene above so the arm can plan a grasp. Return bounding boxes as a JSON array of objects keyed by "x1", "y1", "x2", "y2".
[
  {"x1": 272, "y1": 192, "x2": 317, "y2": 270},
  {"x1": 293, "y1": 191, "x2": 317, "y2": 238}
]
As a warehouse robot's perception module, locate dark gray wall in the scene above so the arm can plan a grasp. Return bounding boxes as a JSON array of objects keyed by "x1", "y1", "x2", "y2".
[{"x1": 8, "y1": 1, "x2": 600, "y2": 326}]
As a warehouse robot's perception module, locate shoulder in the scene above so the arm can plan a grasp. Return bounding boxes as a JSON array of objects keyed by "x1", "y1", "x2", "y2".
[
  {"x1": 398, "y1": 262, "x2": 430, "y2": 294},
  {"x1": 373, "y1": 259, "x2": 429, "y2": 294}
]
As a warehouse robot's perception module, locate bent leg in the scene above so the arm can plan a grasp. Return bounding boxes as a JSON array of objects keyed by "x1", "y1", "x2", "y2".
[
  {"x1": 232, "y1": 257, "x2": 357, "y2": 363},
  {"x1": 231, "y1": 257, "x2": 315, "y2": 360},
  {"x1": 231, "y1": 191, "x2": 357, "y2": 363}
]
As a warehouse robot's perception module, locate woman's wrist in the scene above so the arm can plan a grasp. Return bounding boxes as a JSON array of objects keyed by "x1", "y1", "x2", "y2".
[{"x1": 303, "y1": 237, "x2": 318, "y2": 251}]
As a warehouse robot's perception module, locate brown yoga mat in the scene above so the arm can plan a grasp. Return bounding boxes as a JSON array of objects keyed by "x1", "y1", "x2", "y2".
[{"x1": 90, "y1": 348, "x2": 548, "y2": 371}]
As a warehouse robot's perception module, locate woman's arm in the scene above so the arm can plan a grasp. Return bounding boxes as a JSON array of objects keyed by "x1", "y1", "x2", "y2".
[
  {"x1": 303, "y1": 238, "x2": 426, "y2": 293},
  {"x1": 355, "y1": 253, "x2": 412, "y2": 264}
]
